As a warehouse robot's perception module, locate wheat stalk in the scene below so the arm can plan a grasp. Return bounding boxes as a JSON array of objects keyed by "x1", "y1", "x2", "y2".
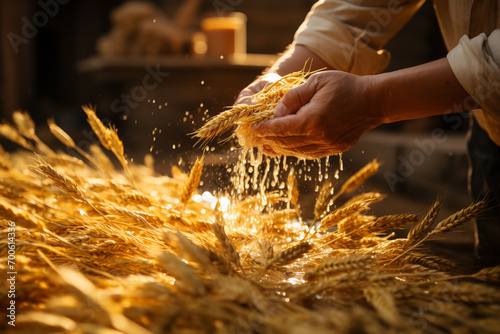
[
  {"x1": 212, "y1": 220, "x2": 241, "y2": 268},
  {"x1": 180, "y1": 155, "x2": 204, "y2": 206},
  {"x1": 404, "y1": 253, "x2": 457, "y2": 272},
  {"x1": 343, "y1": 192, "x2": 386, "y2": 207},
  {"x1": 314, "y1": 181, "x2": 333, "y2": 221},
  {"x1": 430, "y1": 201, "x2": 486, "y2": 235},
  {"x1": 33, "y1": 158, "x2": 105, "y2": 217},
  {"x1": 305, "y1": 253, "x2": 376, "y2": 280},
  {"x1": 407, "y1": 197, "x2": 442, "y2": 244},
  {"x1": 339, "y1": 159, "x2": 380, "y2": 194},
  {"x1": 158, "y1": 252, "x2": 205, "y2": 296},
  {"x1": 194, "y1": 62, "x2": 320, "y2": 149},
  {"x1": 320, "y1": 201, "x2": 368, "y2": 230},
  {"x1": 82, "y1": 104, "x2": 110, "y2": 150},
  {"x1": 48, "y1": 118, "x2": 100, "y2": 169},
  {"x1": 259, "y1": 239, "x2": 274, "y2": 268},
  {"x1": 121, "y1": 191, "x2": 153, "y2": 206},
  {"x1": 0, "y1": 123, "x2": 36, "y2": 151},
  {"x1": 365, "y1": 213, "x2": 419, "y2": 233},
  {"x1": 82, "y1": 105, "x2": 136, "y2": 187},
  {"x1": 472, "y1": 266, "x2": 500, "y2": 282},
  {"x1": 287, "y1": 167, "x2": 301, "y2": 221},
  {"x1": 387, "y1": 201, "x2": 485, "y2": 266},
  {"x1": 90, "y1": 144, "x2": 115, "y2": 171},
  {"x1": 12, "y1": 110, "x2": 54, "y2": 155},
  {"x1": 265, "y1": 241, "x2": 311, "y2": 269},
  {"x1": 193, "y1": 104, "x2": 254, "y2": 141},
  {"x1": 164, "y1": 230, "x2": 211, "y2": 268},
  {"x1": 363, "y1": 287, "x2": 402, "y2": 328}
]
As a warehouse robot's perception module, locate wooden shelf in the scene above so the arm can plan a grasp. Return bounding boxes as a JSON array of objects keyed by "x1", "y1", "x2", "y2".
[{"x1": 77, "y1": 54, "x2": 278, "y2": 73}]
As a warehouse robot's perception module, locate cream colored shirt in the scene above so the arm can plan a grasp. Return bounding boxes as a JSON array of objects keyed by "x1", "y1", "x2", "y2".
[{"x1": 294, "y1": 0, "x2": 500, "y2": 146}]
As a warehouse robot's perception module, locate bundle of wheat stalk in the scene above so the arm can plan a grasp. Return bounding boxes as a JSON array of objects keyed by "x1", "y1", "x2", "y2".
[
  {"x1": 194, "y1": 64, "x2": 318, "y2": 149},
  {"x1": 1, "y1": 107, "x2": 500, "y2": 334}
]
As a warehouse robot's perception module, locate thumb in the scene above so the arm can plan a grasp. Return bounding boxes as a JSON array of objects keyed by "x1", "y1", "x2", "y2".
[{"x1": 274, "y1": 80, "x2": 317, "y2": 117}]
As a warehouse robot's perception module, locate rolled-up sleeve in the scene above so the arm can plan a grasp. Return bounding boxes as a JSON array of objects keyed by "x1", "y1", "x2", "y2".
[
  {"x1": 294, "y1": 0, "x2": 425, "y2": 75},
  {"x1": 447, "y1": 30, "x2": 500, "y2": 145}
]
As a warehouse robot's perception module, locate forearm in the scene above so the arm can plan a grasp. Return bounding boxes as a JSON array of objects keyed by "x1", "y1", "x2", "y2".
[
  {"x1": 373, "y1": 58, "x2": 478, "y2": 123},
  {"x1": 267, "y1": 44, "x2": 333, "y2": 76}
]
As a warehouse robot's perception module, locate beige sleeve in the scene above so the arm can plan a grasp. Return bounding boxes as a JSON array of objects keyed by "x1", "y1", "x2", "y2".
[
  {"x1": 294, "y1": 0, "x2": 425, "y2": 75},
  {"x1": 447, "y1": 30, "x2": 500, "y2": 146}
]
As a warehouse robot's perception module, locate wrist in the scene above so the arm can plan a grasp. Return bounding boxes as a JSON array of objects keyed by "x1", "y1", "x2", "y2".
[
  {"x1": 365, "y1": 74, "x2": 389, "y2": 125},
  {"x1": 363, "y1": 58, "x2": 474, "y2": 124}
]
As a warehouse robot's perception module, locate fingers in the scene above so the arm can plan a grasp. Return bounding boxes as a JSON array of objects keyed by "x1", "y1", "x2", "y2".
[
  {"x1": 234, "y1": 90, "x2": 253, "y2": 105},
  {"x1": 252, "y1": 114, "x2": 308, "y2": 137},
  {"x1": 235, "y1": 73, "x2": 282, "y2": 106},
  {"x1": 274, "y1": 79, "x2": 317, "y2": 117},
  {"x1": 255, "y1": 135, "x2": 318, "y2": 148},
  {"x1": 262, "y1": 145, "x2": 278, "y2": 157},
  {"x1": 262, "y1": 143, "x2": 337, "y2": 159}
]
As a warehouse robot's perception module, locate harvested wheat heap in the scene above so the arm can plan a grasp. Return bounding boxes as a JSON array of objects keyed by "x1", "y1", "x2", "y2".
[{"x1": 1, "y1": 107, "x2": 500, "y2": 334}]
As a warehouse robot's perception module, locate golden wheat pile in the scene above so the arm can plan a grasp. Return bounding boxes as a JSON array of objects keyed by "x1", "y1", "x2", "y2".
[{"x1": 1, "y1": 107, "x2": 500, "y2": 334}]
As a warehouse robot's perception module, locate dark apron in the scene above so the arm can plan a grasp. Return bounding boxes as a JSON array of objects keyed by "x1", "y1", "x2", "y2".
[
  {"x1": 467, "y1": 0, "x2": 500, "y2": 263},
  {"x1": 467, "y1": 117, "x2": 500, "y2": 262}
]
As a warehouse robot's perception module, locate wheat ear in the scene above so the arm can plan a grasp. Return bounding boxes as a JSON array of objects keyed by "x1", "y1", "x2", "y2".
[
  {"x1": 305, "y1": 253, "x2": 376, "y2": 280},
  {"x1": 340, "y1": 159, "x2": 380, "y2": 194},
  {"x1": 265, "y1": 241, "x2": 311, "y2": 270},
  {"x1": 33, "y1": 157, "x2": 105, "y2": 217},
  {"x1": 430, "y1": 200, "x2": 486, "y2": 235},
  {"x1": 0, "y1": 123, "x2": 36, "y2": 151},
  {"x1": 12, "y1": 110, "x2": 53, "y2": 155},
  {"x1": 180, "y1": 155, "x2": 204, "y2": 207},
  {"x1": 406, "y1": 197, "x2": 442, "y2": 245},
  {"x1": 82, "y1": 105, "x2": 136, "y2": 187},
  {"x1": 387, "y1": 201, "x2": 485, "y2": 266},
  {"x1": 48, "y1": 118, "x2": 100, "y2": 169}
]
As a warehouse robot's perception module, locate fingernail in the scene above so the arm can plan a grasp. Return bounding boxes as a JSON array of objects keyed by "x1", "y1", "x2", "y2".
[{"x1": 274, "y1": 103, "x2": 287, "y2": 117}]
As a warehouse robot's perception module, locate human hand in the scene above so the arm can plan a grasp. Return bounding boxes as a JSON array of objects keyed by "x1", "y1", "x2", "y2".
[
  {"x1": 247, "y1": 70, "x2": 383, "y2": 159},
  {"x1": 234, "y1": 73, "x2": 282, "y2": 105}
]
